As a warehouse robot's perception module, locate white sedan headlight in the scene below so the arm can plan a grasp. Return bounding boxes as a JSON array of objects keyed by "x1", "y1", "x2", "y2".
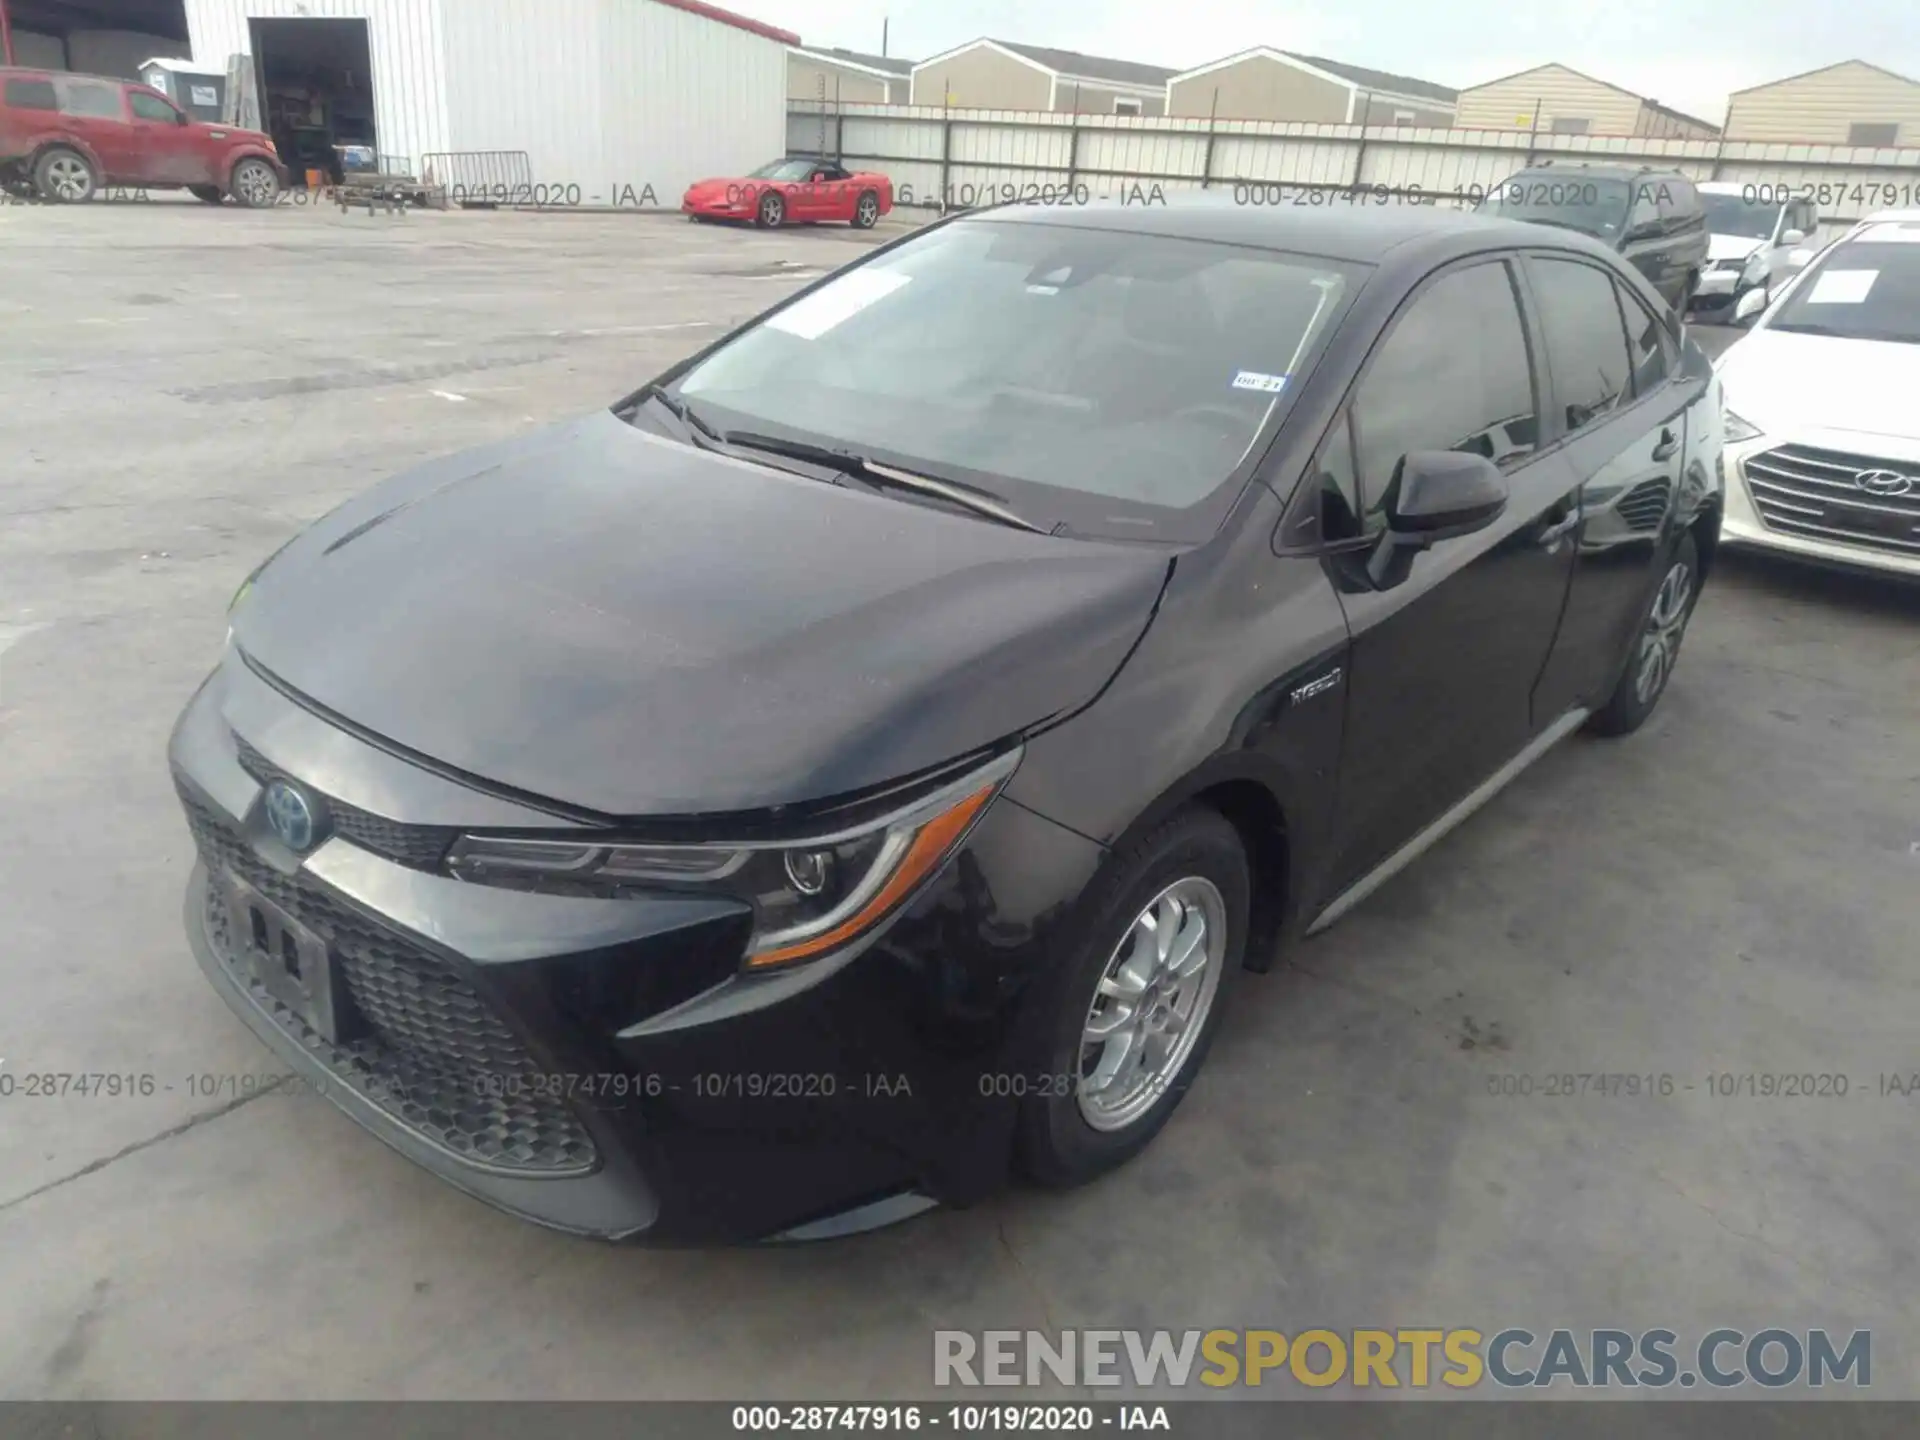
[{"x1": 1724, "y1": 410, "x2": 1762, "y2": 442}]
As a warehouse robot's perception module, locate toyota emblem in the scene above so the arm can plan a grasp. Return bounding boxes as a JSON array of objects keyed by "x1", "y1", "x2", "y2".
[
  {"x1": 263, "y1": 779, "x2": 319, "y2": 852},
  {"x1": 1853, "y1": 469, "x2": 1916, "y2": 498}
]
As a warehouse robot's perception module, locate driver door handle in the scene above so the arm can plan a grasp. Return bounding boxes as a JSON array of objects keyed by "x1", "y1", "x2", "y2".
[
  {"x1": 1651, "y1": 427, "x2": 1680, "y2": 462},
  {"x1": 1539, "y1": 500, "x2": 1581, "y2": 550}
]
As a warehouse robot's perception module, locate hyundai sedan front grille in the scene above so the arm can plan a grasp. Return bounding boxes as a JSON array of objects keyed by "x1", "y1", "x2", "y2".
[{"x1": 1744, "y1": 445, "x2": 1920, "y2": 557}]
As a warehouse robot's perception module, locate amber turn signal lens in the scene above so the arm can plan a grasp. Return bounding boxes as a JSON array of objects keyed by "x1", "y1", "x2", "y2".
[{"x1": 745, "y1": 782, "x2": 998, "y2": 969}]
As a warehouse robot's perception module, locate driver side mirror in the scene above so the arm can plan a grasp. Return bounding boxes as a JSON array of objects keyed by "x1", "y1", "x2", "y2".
[
  {"x1": 1367, "y1": 451, "x2": 1509, "y2": 587},
  {"x1": 1733, "y1": 286, "x2": 1768, "y2": 326}
]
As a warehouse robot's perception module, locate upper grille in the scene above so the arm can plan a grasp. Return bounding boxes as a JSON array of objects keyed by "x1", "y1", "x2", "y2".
[
  {"x1": 183, "y1": 792, "x2": 597, "y2": 1174},
  {"x1": 1744, "y1": 445, "x2": 1920, "y2": 557},
  {"x1": 233, "y1": 736, "x2": 459, "y2": 870}
]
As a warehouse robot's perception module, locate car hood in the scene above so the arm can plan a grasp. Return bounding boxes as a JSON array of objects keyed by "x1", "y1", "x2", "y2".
[
  {"x1": 1708, "y1": 233, "x2": 1765, "y2": 263},
  {"x1": 233, "y1": 411, "x2": 1171, "y2": 818},
  {"x1": 683, "y1": 178, "x2": 744, "y2": 200},
  {"x1": 1717, "y1": 329, "x2": 1920, "y2": 442}
]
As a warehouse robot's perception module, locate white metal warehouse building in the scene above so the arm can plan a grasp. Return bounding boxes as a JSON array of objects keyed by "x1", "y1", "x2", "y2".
[{"x1": 177, "y1": 0, "x2": 795, "y2": 197}]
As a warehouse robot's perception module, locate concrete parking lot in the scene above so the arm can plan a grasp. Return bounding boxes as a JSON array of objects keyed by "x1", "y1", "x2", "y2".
[{"x1": 2, "y1": 197, "x2": 1917, "y2": 1402}]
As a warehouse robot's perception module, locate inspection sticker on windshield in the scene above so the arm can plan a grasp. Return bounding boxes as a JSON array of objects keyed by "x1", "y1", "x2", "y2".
[
  {"x1": 1232, "y1": 370, "x2": 1289, "y2": 394},
  {"x1": 1806, "y1": 269, "x2": 1878, "y2": 305},
  {"x1": 765, "y1": 269, "x2": 911, "y2": 340}
]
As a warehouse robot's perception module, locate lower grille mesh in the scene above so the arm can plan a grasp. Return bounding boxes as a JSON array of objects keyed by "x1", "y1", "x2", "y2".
[{"x1": 184, "y1": 792, "x2": 596, "y2": 1174}]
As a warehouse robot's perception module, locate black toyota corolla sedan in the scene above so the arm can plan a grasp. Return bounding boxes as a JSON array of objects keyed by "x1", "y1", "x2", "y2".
[{"x1": 171, "y1": 199, "x2": 1723, "y2": 1243}]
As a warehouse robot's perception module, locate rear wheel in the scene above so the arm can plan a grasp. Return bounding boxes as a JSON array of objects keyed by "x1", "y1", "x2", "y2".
[
  {"x1": 852, "y1": 189, "x2": 880, "y2": 228},
  {"x1": 1588, "y1": 532, "x2": 1699, "y2": 736},
  {"x1": 755, "y1": 190, "x2": 785, "y2": 228},
  {"x1": 189, "y1": 184, "x2": 225, "y2": 205},
  {"x1": 34, "y1": 147, "x2": 97, "y2": 203},
  {"x1": 1016, "y1": 808, "x2": 1248, "y2": 1187},
  {"x1": 229, "y1": 157, "x2": 281, "y2": 208}
]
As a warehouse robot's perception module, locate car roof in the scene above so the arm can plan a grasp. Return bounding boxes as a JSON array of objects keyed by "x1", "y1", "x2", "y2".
[
  {"x1": 966, "y1": 194, "x2": 1629, "y2": 268},
  {"x1": 1859, "y1": 208, "x2": 1920, "y2": 226},
  {"x1": 1504, "y1": 161, "x2": 1691, "y2": 182},
  {"x1": 1697, "y1": 181, "x2": 1763, "y2": 196},
  {"x1": 1, "y1": 66, "x2": 135, "y2": 86}
]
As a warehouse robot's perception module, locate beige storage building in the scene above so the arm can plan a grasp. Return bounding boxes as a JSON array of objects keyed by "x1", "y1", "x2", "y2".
[
  {"x1": 788, "y1": 47, "x2": 913, "y2": 106},
  {"x1": 1167, "y1": 47, "x2": 1456, "y2": 125},
  {"x1": 1454, "y1": 63, "x2": 1719, "y2": 138},
  {"x1": 1724, "y1": 61, "x2": 1920, "y2": 145},
  {"x1": 910, "y1": 39, "x2": 1173, "y2": 115}
]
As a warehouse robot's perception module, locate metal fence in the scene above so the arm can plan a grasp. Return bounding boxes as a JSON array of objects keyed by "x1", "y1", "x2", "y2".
[
  {"x1": 789, "y1": 102, "x2": 1920, "y2": 241},
  {"x1": 419, "y1": 151, "x2": 537, "y2": 206}
]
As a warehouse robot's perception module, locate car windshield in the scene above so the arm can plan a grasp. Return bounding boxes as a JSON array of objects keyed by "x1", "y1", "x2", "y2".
[
  {"x1": 1768, "y1": 223, "x2": 1920, "y2": 344},
  {"x1": 1476, "y1": 175, "x2": 1632, "y2": 238},
  {"x1": 669, "y1": 218, "x2": 1363, "y2": 540},
  {"x1": 748, "y1": 159, "x2": 816, "y2": 181},
  {"x1": 1702, "y1": 192, "x2": 1781, "y2": 241}
]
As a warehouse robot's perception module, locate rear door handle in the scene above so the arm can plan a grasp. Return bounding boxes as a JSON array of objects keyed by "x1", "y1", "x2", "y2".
[{"x1": 1651, "y1": 427, "x2": 1680, "y2": 462}]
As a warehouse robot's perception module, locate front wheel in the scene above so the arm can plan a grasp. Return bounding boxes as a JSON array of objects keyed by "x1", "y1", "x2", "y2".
[
  {"x1": 755, "y1": 190, "x2": 785, "y2": 228},
  {"x1": 229, "y1": 157, "x2": 282, "y2": 208},
  {"x1": 1016, "y1": 807, "x2": 1248, "y2": 1188},
  {"x1": 1588, "y1": 532, "x2": 1699, "y2": 736}
]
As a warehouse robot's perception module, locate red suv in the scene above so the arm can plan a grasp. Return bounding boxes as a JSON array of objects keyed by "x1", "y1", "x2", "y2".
[{"x1": 1, "y1": 67, "x2": 285, "y2": 206}]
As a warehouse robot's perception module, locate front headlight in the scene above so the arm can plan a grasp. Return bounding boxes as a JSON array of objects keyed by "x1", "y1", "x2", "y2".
[
  {"x1": 1725, "y1": 409, "x2": 1762, "y2": 441},
  {"x1": 447, "y1": 748, "x2": 1020, "y2": 970}
]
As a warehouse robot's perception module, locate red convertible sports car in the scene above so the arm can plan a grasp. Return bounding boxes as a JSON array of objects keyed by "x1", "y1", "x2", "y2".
[{"x1": 682, "y1": 157, "x2": 893, "y2": 229}]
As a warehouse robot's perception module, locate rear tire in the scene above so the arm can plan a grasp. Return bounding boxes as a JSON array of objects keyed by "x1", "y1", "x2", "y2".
[
  {"x1": 190, "y1": 184, "x2": 225, "y2": 205},
  {"x1": 229, "y1": 157, "x2": 281, "y2": 208},
  {"x1": 755, "y1": 190, "x2": 785, "y2": 228},
  {"x1": 852, "y1": 189, "x2": 880, "y2": 228},
  {"x1": 1588, "y1": 531, "x2": 1699, "y2": 737},
  {"x1": 1016, "y1": 807, "x2": 1249, "y2": 1188},
  {"x1": 33, "y1": 147, "x2": 97, "y2": 204}
]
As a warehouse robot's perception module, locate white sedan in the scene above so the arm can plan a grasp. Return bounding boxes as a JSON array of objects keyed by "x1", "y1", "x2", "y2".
[{"x1": 1715, "y1": 209, "x2": 1920, "y2": 579}]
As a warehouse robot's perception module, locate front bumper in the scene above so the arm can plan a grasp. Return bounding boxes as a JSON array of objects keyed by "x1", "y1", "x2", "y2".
[
  {"x1": 682, "y1": 194, "x2": 751, "y2": 219},
  {"x1": 1721, "y1": 434, "x2": 1920, "y2": 580},
  {"x1": 170, "y1": 652, "x2": 1106, "y2": 1241}
]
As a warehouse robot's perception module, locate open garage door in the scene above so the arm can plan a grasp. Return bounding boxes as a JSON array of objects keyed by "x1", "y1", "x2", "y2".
[
  {"x1": 247, "y1": 15, "x2": 377, "y2": 188},
  {"x1": 1, "y1": 0, "x2": 187, "y2": 77}
]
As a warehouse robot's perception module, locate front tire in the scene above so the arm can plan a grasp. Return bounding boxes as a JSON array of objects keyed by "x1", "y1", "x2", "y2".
[
  {"x1": 755, "y1": 190, "x2": 785, "y2": 228},
  {"x1": 1016, "y1": 807, "x2": 1249, "y2": 1188},
  {"x1": 1588, "y1": 532, "x2": 1699, "y2": 736},
  {"x1": 34, "y1": 147, "x2": 97, "y2": 203},
  {"x1": 229, "y1": 157, "x2": 281, "y2": 208}
]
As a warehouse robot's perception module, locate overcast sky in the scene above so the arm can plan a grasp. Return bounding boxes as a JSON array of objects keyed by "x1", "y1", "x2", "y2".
[{"x1": 753, "y1": 0, "x2": 1920, "y2": 124}]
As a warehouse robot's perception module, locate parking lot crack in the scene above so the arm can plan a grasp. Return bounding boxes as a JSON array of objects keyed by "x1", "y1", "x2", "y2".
[
  {"x1": 997, "y1": 1221, "x2": 1061, "y2": 1334},
  {"x1": 0, "y1": 1088, "x2": 273, "y2": 1218}
]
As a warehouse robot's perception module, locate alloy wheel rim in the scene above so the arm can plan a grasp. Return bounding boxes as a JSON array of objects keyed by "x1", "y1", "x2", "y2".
[
  {"x1": 49, "y1": 156, "x2": 89, "y2": 200},
  {"x1": 237, "y1": 163, "x2": 273, "y2": 204},
  {"x1": 1076, "y1": 876, "x2": 1227, "y2": 1133},
  {"x1": 858, "y1": 195, "x2": 877, "y2": 223},
  {"x1": 1634, "y1": 560, "x2": 1693, "y2": 705},
  {"x1": 763, "y1": 195, "x2": 782, "y2": 223}
]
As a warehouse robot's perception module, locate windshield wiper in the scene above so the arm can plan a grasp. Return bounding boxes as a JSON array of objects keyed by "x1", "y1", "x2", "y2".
[
  {"x1": 720, "y1": 431, "x2": 1048, "y2": 534},
  {"x1": 641, "y1": 383, "x2": 724, "y2": 445}
]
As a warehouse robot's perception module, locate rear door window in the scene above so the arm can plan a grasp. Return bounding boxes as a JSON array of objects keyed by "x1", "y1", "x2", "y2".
[
  {"x1": 4, "y1": 78, "x2": 60, "y2": 111},
  {"x1": 58, "y1": 79, "x2": 125, "y2": 119},
  {"x1": 1529, "y1": 257, "x2": 1633, "y2": 434}
]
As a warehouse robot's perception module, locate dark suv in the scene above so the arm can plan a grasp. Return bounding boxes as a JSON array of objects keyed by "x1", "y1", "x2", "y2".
[{"x1": 1475, "y1": 163, "x2": 1708, "y2": 313}]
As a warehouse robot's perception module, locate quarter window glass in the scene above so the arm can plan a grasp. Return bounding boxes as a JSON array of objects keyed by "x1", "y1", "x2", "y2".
[
  {"x1": 130, "y1": 92, "x2": 179, "y2": 122},
  {"x1": 1618, "y1": 284, "x2": 1673, "y2": 396},
  {"x1": 1531, "y1": 258, "x2": 1632, "y2": 433},
  {"x1": 1314, "y1": 413, "x2": 1365, "y2": 542},
  {"x1": 1350, "y1": 261, "x2": 1537, "y2": 522},
  {"x1": 4, "y1": 79, "x2": 59, "y2": 111},
  {"x1": 59, "y1": 81, "x2": 124, "y2": 119}
]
